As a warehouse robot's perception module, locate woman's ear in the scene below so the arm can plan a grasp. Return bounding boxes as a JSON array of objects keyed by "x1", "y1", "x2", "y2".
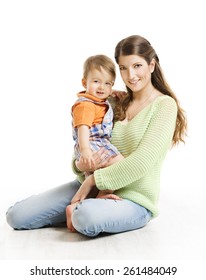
[
  {"x1": 150, "y1": 58, "x2": 156, "y2": 73},
  {"x1": 82, "y1": 78, "x2": 87, "y2": 88}
]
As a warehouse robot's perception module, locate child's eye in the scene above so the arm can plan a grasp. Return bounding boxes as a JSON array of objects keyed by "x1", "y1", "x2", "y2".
[{"x1": 106, "y1": 82, "x2": 112, "y2": 86}]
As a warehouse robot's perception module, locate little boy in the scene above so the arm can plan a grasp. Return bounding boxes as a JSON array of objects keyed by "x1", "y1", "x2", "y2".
[{"x1": 67, "y1": 55, "x2": 123, "y2": 231}]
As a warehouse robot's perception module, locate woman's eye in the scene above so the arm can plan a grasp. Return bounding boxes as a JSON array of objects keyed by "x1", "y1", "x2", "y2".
[
  {"x1": 134, "y1": 64, "x2": 141, "y2": 68},
  {"x1": 119, "y1": 65, "x2": 126, "y2": 71}
]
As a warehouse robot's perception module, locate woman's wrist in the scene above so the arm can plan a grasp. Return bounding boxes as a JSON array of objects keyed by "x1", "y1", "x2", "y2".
[{"x1": 88, "y1": 174, "x2": 96, "y2": 186}]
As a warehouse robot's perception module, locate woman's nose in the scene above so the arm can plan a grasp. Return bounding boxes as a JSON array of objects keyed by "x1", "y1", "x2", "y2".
[{"x1": 128, "y1": 68, "x2": 135, "y2": 79}]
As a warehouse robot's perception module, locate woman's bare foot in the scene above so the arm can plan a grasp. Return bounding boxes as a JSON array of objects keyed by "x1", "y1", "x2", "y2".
[{"x1": 66, "y1": 203, "x2": 77, "y2": 232}]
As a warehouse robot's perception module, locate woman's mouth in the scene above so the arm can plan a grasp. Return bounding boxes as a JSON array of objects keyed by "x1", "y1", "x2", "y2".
[{"x1": 129, "y1": 79, "x2": 139, "y2": 85}]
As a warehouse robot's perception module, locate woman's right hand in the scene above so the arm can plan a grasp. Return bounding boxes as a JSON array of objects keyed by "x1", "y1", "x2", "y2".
[
  {"x1": 111, "y1": 90, "x2": 127, "y2": 100},
  {"x1": 76, "y1": 148, "x2": 112, "y2": 172}
]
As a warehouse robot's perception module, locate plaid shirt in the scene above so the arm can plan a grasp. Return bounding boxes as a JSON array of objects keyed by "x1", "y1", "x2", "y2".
[{"x1": 72, "y1": 95, "x2": 119, "y2": 159}]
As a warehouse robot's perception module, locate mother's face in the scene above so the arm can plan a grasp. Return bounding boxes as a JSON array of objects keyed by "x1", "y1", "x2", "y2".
[{"x1": 118, "y1": 55, "x2": 155, "y2": 92}]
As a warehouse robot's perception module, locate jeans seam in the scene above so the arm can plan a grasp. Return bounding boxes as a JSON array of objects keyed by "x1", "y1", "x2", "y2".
[{"x1": 27, "y1": 211, "x2": 65, "y2": 228}]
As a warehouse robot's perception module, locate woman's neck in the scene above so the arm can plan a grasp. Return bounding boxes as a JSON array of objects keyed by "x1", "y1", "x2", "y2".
[
  {"x1": 124, "y1": 86, "x2": 156, "y2": 122},
  {"x1": 132, "y1": 84, "x2": 154, "y2": 102}
]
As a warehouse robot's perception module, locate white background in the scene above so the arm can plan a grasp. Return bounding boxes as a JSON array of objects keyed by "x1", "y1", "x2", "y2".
[{"x1": 0, "y1": 0, "x2": 205, "y2": 227}]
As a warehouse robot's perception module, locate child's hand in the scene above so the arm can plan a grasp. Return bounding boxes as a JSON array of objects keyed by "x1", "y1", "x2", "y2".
[
  {"x1": 76, "y1": 148, "x2": 112, "y2": 172},
  {"x1": 80, "y1": 148, "x2": 95, "y2": 169}
]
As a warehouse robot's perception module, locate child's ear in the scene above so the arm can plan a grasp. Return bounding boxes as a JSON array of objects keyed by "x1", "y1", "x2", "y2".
[
  {"x1": 109, "y1": 82, "x2": 115, "y2": 94},
  {"x1": 82, "y1": 78, "x2": 87, "y2": 88}
]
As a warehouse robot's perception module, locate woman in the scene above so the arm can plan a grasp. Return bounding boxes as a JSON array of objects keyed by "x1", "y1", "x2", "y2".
[{"x1": 6, "y1": 35, "x2": 187, "y2": 237}]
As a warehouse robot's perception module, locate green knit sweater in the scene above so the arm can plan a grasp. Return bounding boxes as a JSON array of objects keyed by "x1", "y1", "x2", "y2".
[{"x1": 73, "y1": 95, "x2": 177, "y2": 217}]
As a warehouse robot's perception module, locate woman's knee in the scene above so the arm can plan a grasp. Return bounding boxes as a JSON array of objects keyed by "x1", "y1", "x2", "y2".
[
  {"x1": 71, "y1": 199, "x2": 100, "y2": 237},
  {"x1": 6, "y1": 204, "x2": 25, "y2": 229},
  {"x1": 6, "y1": 198, "x2": 37, "y2": 230}
]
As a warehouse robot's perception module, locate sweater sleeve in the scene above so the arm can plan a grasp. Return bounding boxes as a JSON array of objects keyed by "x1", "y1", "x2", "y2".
[
  {"x1": 94, "y1": 97, "x2": 177, "y2": 191},
  {"x1": 71, "y1": 154, "x2": 85, "y2": 183}
]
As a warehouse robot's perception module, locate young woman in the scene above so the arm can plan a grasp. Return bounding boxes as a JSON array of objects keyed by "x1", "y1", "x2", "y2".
[{"x1": 6, "y1": 35, "x2": 187, "y2": 237}]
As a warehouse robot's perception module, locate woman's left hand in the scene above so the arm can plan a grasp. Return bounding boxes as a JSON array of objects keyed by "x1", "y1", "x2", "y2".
[{"x1": 71, "y1": 174, "x2": 96, "y2": 203}]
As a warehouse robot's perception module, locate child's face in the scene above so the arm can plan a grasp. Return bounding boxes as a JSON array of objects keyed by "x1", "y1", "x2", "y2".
[{"x1": 82, "y1": 68, "x2": 114, "y2": 100}]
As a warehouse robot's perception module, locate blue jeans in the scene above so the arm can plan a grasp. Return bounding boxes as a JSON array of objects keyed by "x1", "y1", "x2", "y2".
[{"x1": 6, "y1": 180, "x2": 151, "y2": 237}]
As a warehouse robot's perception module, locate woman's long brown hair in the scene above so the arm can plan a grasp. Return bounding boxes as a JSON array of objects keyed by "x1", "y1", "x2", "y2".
[{"x1": 114, "y1": 35, "x2": 187, "y2": 146}]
